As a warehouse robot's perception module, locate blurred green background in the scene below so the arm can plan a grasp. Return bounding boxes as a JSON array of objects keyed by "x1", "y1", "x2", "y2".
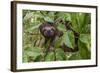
[{"x1": 22, "y1": 10, "x2": 91, "y2": 62}]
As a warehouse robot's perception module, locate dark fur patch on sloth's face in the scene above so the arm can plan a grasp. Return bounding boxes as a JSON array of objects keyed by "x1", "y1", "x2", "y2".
[
  {"x1": 39, "y1": 22, "x2": 56, "y2": 38},
  {"x1": 42, "y1": 26, "x2": 56, "y2": 37}
]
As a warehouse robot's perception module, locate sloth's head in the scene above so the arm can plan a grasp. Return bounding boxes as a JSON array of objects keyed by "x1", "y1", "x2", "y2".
[{"x1": 39, "y1": 22, "x2": 56, "y2": 38}]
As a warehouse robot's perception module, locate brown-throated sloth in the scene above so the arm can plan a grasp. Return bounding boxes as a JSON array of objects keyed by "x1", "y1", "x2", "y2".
[{"x1": 39, "y1": 21, "x2": 79, "y2": 61}]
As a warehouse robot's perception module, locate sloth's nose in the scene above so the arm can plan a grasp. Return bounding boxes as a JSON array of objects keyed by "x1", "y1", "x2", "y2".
[{"x1": 48, "y1": 30, "x2": 51, "y2": 33}]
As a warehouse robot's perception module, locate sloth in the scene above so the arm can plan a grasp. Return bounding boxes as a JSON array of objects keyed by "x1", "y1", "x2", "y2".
[
  {"x1": 39, "y1": 22, "x2": 56, "y2": 38},
  {"x1": 39, "y1": 22, "x2": 63, "y2": 60},
  {"x1": 39, "y1": 21, "x2": 79, "y2": 60},
  {"x1": 39, "y1": 22, "x2": 63, "y2": 46}
]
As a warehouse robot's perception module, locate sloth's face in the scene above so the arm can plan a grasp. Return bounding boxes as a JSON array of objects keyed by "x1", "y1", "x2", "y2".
[{"x1": 42, "y1": 26, "x2": 56, "y2": 37}]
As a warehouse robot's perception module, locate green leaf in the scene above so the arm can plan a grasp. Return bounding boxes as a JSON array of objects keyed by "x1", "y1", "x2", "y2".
[
  {"x1": 78, "y1": 40, "x2": 91, "y2": 59},
  {"x1": 68, "y1": 52, "x2": 82, "y2": 60},
  {"x1": 57, "y1": 23, "x2": 66, "y2": 31},
  {"x1": 45, "y1": 52, "x2": 55, "y2": 61},
  {"x1": 26, "y1": 24, "x2": 41, "y2": 32},
  {"x1": 80, "y1": 13, "x2": 91, "y2": 33},
  {"x1": 44, "y1": 17, "x2": 54, "y2": 23},
  {"x1": 56, "y1": 48, "x2": 66, "y2": 60},
  {"x1": 70, "y1": 13, "x2": 78, "y2": 28},
  {"x1": 34, "y1": 55, "x2": 43, "y2": 62},
  {"x1": 79, "y1": 34, "x2": 90, "y2": 43},
  {"x1": 62, "y1": 31, "x2": 74, "y2": 48},
  {"x1": 54, "y1": 36, "x2": 63, "y2": 48},
  {"x1": 24, "y1": 47, "x2": 43, "y2": 61},
  {"x1": 23, "y1": 52, "x2": 28, "y2": 62},
  {"x1": 26, "y1": 50, "x2": 40, "y2": 57},
  {"x1": 79, "y1": 34, "x2": 91, "y2": 52},
  {"x1": 24, "y1": 12, "x2": 34, "y2": 21},
  {"x1": 48, "y1": 12, "x2": 55, "y2": 18}
]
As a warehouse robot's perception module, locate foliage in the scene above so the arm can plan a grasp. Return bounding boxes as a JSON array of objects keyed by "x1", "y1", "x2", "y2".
[{"x1": 22, "y1": 10, "x2": 91, "y2": 62}]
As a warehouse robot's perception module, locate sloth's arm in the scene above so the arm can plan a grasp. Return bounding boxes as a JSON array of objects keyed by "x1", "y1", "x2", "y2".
[{"x1": 61, "y1": 21, "x2": 79, "y2": 52}]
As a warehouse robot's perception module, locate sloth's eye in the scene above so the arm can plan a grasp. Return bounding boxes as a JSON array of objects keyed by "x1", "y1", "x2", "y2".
[
  {"x1": 51, "y1": 28, "x2": 55, "y2": 31},
  {"x1": 43, "y1": 29, "x2": 46, "y2": 32}
]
